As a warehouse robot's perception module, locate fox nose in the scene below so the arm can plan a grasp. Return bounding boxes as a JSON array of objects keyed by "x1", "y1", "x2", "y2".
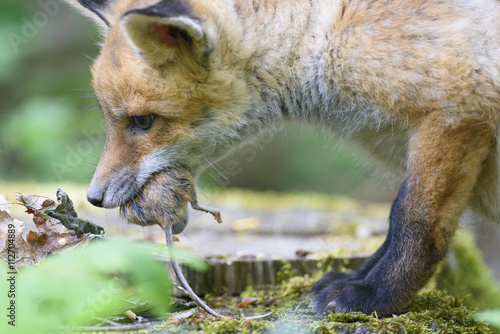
[{"x1": 87, "y1": 186, "x2": 104, "y2": 207}]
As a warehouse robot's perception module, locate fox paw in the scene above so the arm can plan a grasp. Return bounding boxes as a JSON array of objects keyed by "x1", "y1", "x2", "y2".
[
  {"x1": 310, "y1": 270, "x2": 357, "y2": 296},
  {"x1": 310, "y1": 273, "x2": 400, "y2": 316}
]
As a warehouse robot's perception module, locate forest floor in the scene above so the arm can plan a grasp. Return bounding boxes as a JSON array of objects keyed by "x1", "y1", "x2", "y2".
[{"x1": 1, "y1": 184, "x2": 499, "y2": 333}]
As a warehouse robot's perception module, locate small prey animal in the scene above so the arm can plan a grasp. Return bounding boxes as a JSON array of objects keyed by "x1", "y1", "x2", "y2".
[{"x1": 120, "y1": 166, "x2": 222, "y2": 234}]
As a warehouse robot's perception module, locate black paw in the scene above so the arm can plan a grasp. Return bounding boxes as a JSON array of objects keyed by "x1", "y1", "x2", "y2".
[
  {"x1": 310, "y1": 270, "x2": 357, "y2": 297},
  {"x1": 310, "y1": 270, "x2": 359, "y2": 313},
  {"x1": 311, "y1": 276, "x2": 399, "y2": 316}
]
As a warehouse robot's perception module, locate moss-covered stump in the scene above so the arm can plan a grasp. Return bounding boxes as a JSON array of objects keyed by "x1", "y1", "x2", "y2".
[{"x1": 170, "y1": 256, "x2": 368, "y2": 296}]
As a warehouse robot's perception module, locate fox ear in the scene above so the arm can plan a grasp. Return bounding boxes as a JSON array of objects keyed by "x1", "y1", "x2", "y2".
[
  {"x1": 122, "y1": 0, "x2": 215, "y2": 66},
  {"x1": 64, "y1": 0, "x2": 116, "y2": 29}
]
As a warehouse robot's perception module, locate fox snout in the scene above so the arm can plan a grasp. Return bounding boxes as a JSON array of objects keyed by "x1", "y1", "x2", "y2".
[
  {"x1": 87, "y1": 185, "x2": 105, "y2": 208},
  {"x1": 86, "y1": 164, "x2": 144, "y2": 208}
]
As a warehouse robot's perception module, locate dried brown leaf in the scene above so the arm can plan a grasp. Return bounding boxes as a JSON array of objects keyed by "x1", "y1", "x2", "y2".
[
  {"x1": 236, "y1": 297, "x2": 260, "y2": 308},
  {"x1": 0, "y1": 195, "x2": 10, "y2": 213},
  {"x1": 0, "y1": 191, "x2": 104, "y2": 268},
  {"x1": 16, "y1": 193, "x2": 58, "y2": 212},
  {"x1": 0, "y1": 210, "x2": 34, "y2": 266},
  {"x1": 35, "y1": 213, "x2": 74, "y2": 236},
  {"x1": 16, "y1": 192, "x2": 79, "y2": 257}
]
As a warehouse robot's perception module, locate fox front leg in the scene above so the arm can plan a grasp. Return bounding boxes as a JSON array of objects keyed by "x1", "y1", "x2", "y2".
[{"x1": 311, "y1": 113, "x2": 495, "y2": 315}]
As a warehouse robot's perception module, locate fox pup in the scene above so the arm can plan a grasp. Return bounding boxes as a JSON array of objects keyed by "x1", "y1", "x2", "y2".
[
  {"x1": 120, "y1": 166, "x2": 222, "y2": 233},
  {"x1": 65, "y1": 0, "x2": 500, "y2": 316}
]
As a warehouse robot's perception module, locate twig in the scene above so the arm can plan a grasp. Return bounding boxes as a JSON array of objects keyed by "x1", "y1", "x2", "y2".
[
  {"x1": 173, "y1": 308, "x2": 198, "y2": 320},
  {"x1": 94, "y1": 317, "x2": 121, "y2": 327},
  {"x1": 73, "y1": 322, "x2": 153, "y2": 332}
]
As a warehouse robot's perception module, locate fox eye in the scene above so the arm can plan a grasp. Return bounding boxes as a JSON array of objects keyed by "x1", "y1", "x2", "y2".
[{"x1": 131, "y1": 115, "x2": 155, "y2": 131}]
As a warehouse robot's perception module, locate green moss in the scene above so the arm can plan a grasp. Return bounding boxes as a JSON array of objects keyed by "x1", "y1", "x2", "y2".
[
  {"x1": 326, "y1": 312, "x2": 373, "y2": 323},
  {"x1": 199, "y1": 317, "x2": 271, "y2": 333},
  {"x1": 279, "y1": 275, "x2": 315, "y2": 299},
  {"x1": 436, "y1": 231, "x2": 500, "y2": 310},
  {"x1": 154, "y1": 231, "x2": 496, "y2": 333},
  {"x1": 309, "y1": 291, "x2": 489, "y2": 333},
  {"x1": 315, "y1": 250, "x2": 351, "y2": 273},
  {"x1": 155, "y1": 282, "x2": 490, "y2": 333},
  {"x1": 240, "y1": 286, "x2": 272, "y2": 300},
  {"x1": 277, "y1": 262, "x2": 299, "y2": 284}
]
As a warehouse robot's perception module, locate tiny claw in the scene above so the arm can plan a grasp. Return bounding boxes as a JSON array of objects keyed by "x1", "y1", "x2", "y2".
[
  {"x1": 191, "y1": 202, "x2": 223, "y2": 224},
  {"x1": 326, "y1": 300, "x2": 338, "y2": 314},
  {"x1": 211, "y1": 210, "x2": 223, "y2": 224}
]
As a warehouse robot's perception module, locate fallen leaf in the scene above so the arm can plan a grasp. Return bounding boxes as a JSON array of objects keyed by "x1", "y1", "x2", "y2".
[
  {"x1": 16, "y1": 193, "x2": 58, "y2": 212},
  {"x1": 0, "y1": 195, "x2": 10, "y2": 213},
  {"x1": 36, "y1": 212, "x2": 75, "y2": 236},
  {"x1": 236, "y1": 297, "x2": 260, "y2": 308},
  {"x1": 0, "y1": 189, "x2": 105, "y2": 268},
  {"x1": 242, "y1": 320, "x2": 251, "y2": 328},
  {"x1": 17, "y1": 189, "x2": 104, "y2": 238},
  {"x1": 0, "y1": 211, "x2": 25, "y2": 240},
  {"x1": 26, "y1": 231, "x2": 48, "y2": 247},
  {"x1": 0, "y1": 210, "x2": 34, "y2": 267}
]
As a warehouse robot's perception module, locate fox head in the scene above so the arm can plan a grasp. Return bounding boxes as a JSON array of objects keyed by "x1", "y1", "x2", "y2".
[{"x1": 67, "y1": 0, "x2": 271, "y2": 208}]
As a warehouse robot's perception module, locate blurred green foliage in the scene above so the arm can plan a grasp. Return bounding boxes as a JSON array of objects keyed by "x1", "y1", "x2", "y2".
[
  {"x1": 0, "y1": 238, "x2": 208, "y2": 333},
  {"x1": 0, "y1": 1, "x2": 392, "y2": 201},
  {"x1": 436, "y1": 231, "x2": 500, "y2": 310},
  {"x1": 0, "y1": 239, "x2": 176, "y2": 333},
  {"x1": 479, "y1": 309, "x2": 500, "y2": 331},
  {"x1": 0, "y1": 0, "x2": 102, "y2": 184}
]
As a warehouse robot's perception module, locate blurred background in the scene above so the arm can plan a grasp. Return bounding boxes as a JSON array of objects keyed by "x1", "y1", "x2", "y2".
[
  {"x1": 1, "y1": 0, "x2": 499, "y2": 283},
  {"x1": 0, "y1": 0, "x2": 396, "y2": 201}
]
